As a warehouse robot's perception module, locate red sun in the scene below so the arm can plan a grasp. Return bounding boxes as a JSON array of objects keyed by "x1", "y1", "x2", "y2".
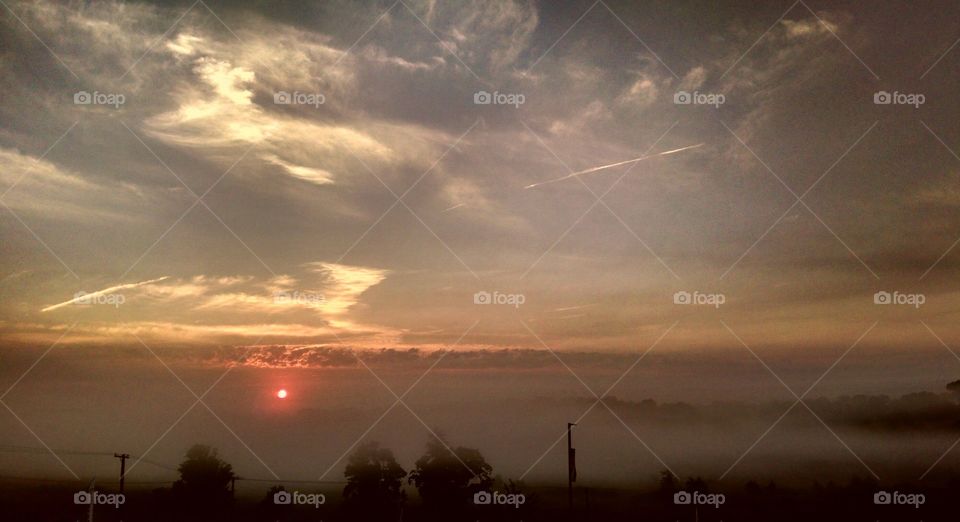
[{"x1": 276, "y1": 389, "x2": 288, "y2": 399}]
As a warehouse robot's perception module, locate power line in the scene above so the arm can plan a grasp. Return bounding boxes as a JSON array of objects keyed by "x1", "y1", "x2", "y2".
[
  {"x1": 0, "y1": 473, "x2": 346, "y2": 486},
  {"x1": 0, "y1": 475, "x2": 166, "y2": 485},
  {"x1": 0, "y1": 445, "x2": 177, "y2": 471},
  {"x1": 0, "y1": 444, "x2": 347, "y2": 484},
  {"x1": 134, "y1": 457, "x2": 178, "y2": 472},
  {"x1": 0, "y1": 444, "x2": 115, "y2": 457},
  {"x1": 0, "y1": 474, "x2": 83, "y2": 484}
]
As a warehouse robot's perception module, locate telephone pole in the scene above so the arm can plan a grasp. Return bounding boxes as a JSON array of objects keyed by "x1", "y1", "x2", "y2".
[
  {"x1": 87, "y1": 478, "x2": 96, "y2": 522},
  {"x1": 113, "y1": 453, "x2": 129, "y2": 494},
  {"x1": 567, "y1": 422, "x2": 577, "y2": 512}
]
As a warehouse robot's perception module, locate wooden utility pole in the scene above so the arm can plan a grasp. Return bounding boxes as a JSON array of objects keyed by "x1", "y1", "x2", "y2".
[
  {"x1": 87, "y1": 478, "x2": 96, "y2": 522},
  {"x1": 567, "y1": 422, "x2": 576, "y2": 512},
  {"x1": 113, "y1": 453, "x2": 129, "y2": 494}
]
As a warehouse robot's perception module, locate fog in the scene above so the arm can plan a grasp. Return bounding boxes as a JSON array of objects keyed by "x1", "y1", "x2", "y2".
[{"x1": 3, "y1": 343, "x2": 959, "y2": 489}]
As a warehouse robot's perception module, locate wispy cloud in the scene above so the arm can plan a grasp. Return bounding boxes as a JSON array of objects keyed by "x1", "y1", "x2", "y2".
[
  {"x1": 35, "y1": 262, "x2": 392, "y2": 344},
  {"x1": 41, "y1": 277, "x2": 170, "y2": 312}
]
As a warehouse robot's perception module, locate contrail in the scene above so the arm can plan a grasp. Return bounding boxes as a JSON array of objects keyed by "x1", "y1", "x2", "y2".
[
  {"x1": 524, "y1": 143, "x2": 704, "y2": 189},
  {"x1": 41, "y1": 276, "x2": 170, "y2": 312}
]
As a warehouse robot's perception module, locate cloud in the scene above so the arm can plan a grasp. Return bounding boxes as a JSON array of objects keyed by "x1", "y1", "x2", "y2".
[
  {"x1": 678, "y1": 65, "x2": 707, "y2": 91},
  {"x1": 32, "y1": 260, "x2": 391, "y2": 343},
  {"x1": 303, "y1": 262, "x2": 389, "y2": 321},
  {"x1": 4, "y1": 0, "x2": 960, "y2": 357},
  {"x1": 0, "y1": 147, "x2": 145, "y2": 222},
  {"x1": 141, "y1": 30, "x2": 398, "y2": 187},
  {"x1": 41, "y1": 277, "x2": 170, "y2": 312},
  {"x1": 188, "y1": 263, "x2": 388, "y2": 324},
  {"x1": 172, "y1": 344, "x2": 653, "y2": 370},
  {"x1": 438, "y1": 1, "x2": 539, "y2": 72},
  {"x1": 619, "y1": 76, "x2": 659, "y2": 108},
  {"x1": 262, "y1": 154, "x2": 335, "y2": 185},
  {"x1": 22, "y1": 320, "x2": 348, "y2": 345},
  {"x1": 912, "y1": 175, "x2": 960, "y2": 207},
  {"x1": 781, "y1": 18, "x2": 838, "y2": 39},
  {"x1": 357, "y1": 45, "x2": 442, "y2": 71}
]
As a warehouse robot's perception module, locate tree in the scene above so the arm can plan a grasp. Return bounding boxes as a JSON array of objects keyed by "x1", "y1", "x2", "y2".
[
  {"x1": 684, "y1": 476, "x2": 708, "y2": 493},
  {"x1": 658, "y1": 469, "x2": 677, "y2": 500},
  {"x1": 171, "y1": 444, "x2": 235, "y2": 519},
  {"x1": 947, "y1": 379, "x2": 960, "y2": 397},
  {"x1": 343, "y1": 441, "x2": 407, "y2": 518},
  {"x1": 409, "y1": 434, "x2": 492, "y2": 515},
  {"x1": 258, "y1": 485, "x2": 284, "y2": 516},
  {"x1": 263, "y1": 484, "x2": 286, "y2": 504}
]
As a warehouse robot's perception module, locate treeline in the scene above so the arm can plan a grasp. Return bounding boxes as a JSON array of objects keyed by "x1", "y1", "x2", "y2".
[
  {"x1": 143, "y1": 434, "x2": 524, "y2": 521},
  {"x1": 7, "y1": 430, "x2": 960, "y2": 521}
]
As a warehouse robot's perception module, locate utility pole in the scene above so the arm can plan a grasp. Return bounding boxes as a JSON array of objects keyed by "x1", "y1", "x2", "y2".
[
  {"x1": 87, "y1": 478, "x2": 96, "y2": 522},
  {"x1": 113, "y1": 453, "x2": 129, "y2": 494},
  {"x1": 567, "y1": 422, "x2": 577, "y2": 512}
]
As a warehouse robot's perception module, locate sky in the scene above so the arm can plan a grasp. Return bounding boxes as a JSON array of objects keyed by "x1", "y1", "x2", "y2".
[{"x1": 2, "y1": 0, "x2": 960, "y2": 486}]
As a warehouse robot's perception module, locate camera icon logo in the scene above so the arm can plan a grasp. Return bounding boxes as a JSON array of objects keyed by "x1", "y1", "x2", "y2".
[
  {"x1": 673, "y1": 91, "x2": 692, "y2": 104},
  {"x1": 474, "y1": 491, "x2": 492, "y2": 505},
  {"x1": 874, "y1": 491, "x2": 892, "y2": 505},
  {"x1": 74, "y1": 91, "x2": 92, "y2": 105},
  {"x1": 673, "y1": 291, "x2": 691, "y2": 305},
  {"x1": 73, "y1": 291, "x2": 92, "y2": 305},
  {"x1": 873, "y1": 291, "x2": 891, "y2": 305},
  {"x1": 74, "y1": 491, "x2": 92, "y2": 504},
  {"x1": 474, "y1": 291, "x2": 491, "y2": 305},
  {"x1": 474, "y1": 91, "x2": 492, "y2": 105},
  {"x1": 274, "y1": 91, "x2": 292, "y2": 105},
  {"x1": 673, "y1": 491, "x2": 692, "y2": 505},
  {"x1": 873, "y1": 91, "x2": 892, "y2": 105},
  {"x1": 274, "y1": 491, "x2": 292, "y2": 504}
]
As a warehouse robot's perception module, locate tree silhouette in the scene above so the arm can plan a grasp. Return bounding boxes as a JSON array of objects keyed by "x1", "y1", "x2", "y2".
[
  {"x1": 947, "y1": 379, "x2": 960, "y2": 396},
  {"x1": 657, "y1": 469, "x2": 677, "y2": 501},
  {"x1": 257, "y1": 485, "x2": 285, "y2": 519},
  {"x1": 684, "y1": 476, "x2": 708, "y2": 493},
  {"x1": 171, "y1": 444, "x2": 235, "y2": 520},
  {"x1": 409, "y1": 434, "x2": 492, "y2": 516},
  {"x1": 262, "y1": 484, "x2": 285, "y2": 503},
  {"x1": 343, "y1": 441, "x2": 407, "y2": 518}
]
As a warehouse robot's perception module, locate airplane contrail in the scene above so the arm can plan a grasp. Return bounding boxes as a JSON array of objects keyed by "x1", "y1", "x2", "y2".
[
  {"x1": 524, "y1": 143, "x2": 704, "y2": 189},
  {"x1": 41, "y1": 276, "x2": 170, "y2": 312}
]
